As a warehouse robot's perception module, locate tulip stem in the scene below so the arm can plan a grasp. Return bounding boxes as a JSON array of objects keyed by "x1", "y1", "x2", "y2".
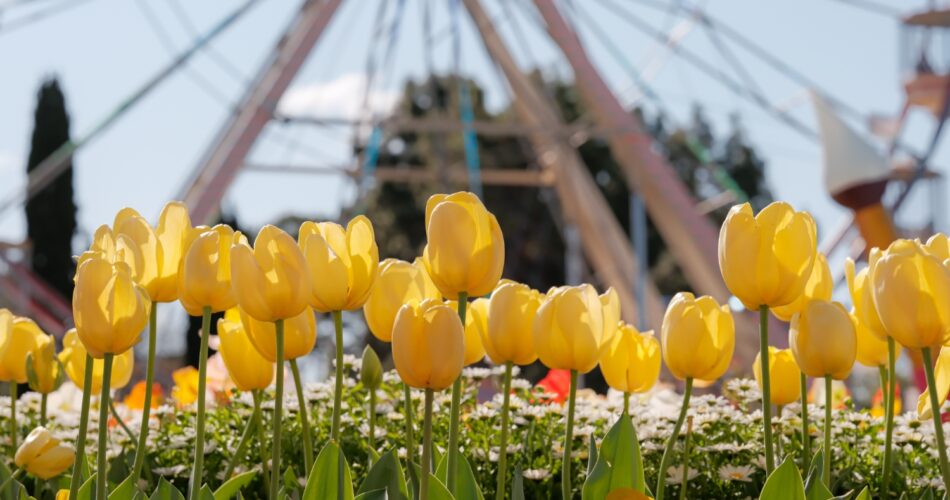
[
  {"x1": 403, "y1": 383, "x2": 418, "y2": 494},
  {"x1": 0, "y1": 468, "x2": 22, "y2": 493},
  {"x1": 68, "y1": 355, "x2": 95, "y2": 499},
  {"x1": 446, "y1": 293, "x2": 468, "y2": 492},
  {"x1": 679, "y1": 416, "x2": 693, "y2": 500},
  {"x1": 758, "y1": 305, "x2": 775, "y2": 475},
  {"x1": 252, "y1": 390, "x2": 270, "y2": 494},
  {"x1": 775, "y1": 405, "x2": 784, "y2": 463},
  {"x1": 40, "y1": 393, "x2": 47, "y2": 427},
  {"x1": 623, "y1": 392, "x2": 630, "y2": 415},
  {"x1": 368, "y1": 384, "x2": 377, "y2": 468},
  {"x1": 109, "y1": 400, "x2": 137, "y2": 445},
  {"x1": 189, "y1": 306, "x2": 212, "y2": 500},
  {"x1": 822, "y1": 375, "x2": 832, "y2": 487},
  {"x1": 224, "y1": 390, "x2": 262, "y2": 481},
  {"x1": 289, "y1": 359, "x2": 313, "y2": 474},
  {"x1": 921, "y1": 347, "x2": 950, "y2": 489},
  {"x1": 655, "y1": 377, "x2": 693, "y2": 500},
  {"x1": 131, "y1": 304, "x2": 158, "y2": 483},
  {"x1": 330, "y1": 310, "x2": 344, "y2": 442},
  {"x1": 269, "y1": 319, "x2": 285, "y2": 500},
  {"x1": 96, "y1": 353, "x2": 114, "y2": 500},
  {"x1": 496, "y1": 361, "x2": 513, "y2": 500},
  {"x1": 9, "y1": 381, "x2": 16, "y2": 458},
  {"x1": 421, "y1": 388, "x2": 434, "y2": 500},
  {"x1": 800, "y1": 373, "x2": 809, "y2": 470},
  {"x1": 562, "y1": 369, "x2": 579, "y2": 500},
  {"x1": 881, "y1": 338, "x2": 897, "y2": 498}
]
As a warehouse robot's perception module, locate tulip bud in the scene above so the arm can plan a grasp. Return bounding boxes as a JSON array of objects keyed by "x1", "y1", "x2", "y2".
[
  {"x1": 772, "y1": 253, "x2": 832, "y2": 322},
  {"x1": 217, "y1": 309, "x2": 274, "y2": 392},
  {"x1": 445, "y1": 297, "x2": 488, "y2": 366},
  {"x1": 178, "y1": 224, "x2": 243, "y2": 314},
  {"x1": 870, "y1": 239, "x2": 950, "y2": 349},
  {"x1": 392, "y1": 299, "x2": 465, "y2": 390},
  {"x1": 845, "y1": 256, "x2": 888, "y2": 341},
  {"x1": 661, "y1": 292, "x2": 735, "y2": 382},
  {"x1": 599, "y1": 323, "x2": 661, "y2": 394},
  {"x1": 300, "y1": 216, "x2": 379, "y2": 312},
  {"x1": 422, "y1": 192, "x2": 504, "y2": 299},
  {"x1": 364, "y1": 258, "x2": 441, "y2": 342},
  {"x1": 72, "y1": 256, "x2": 151, "y2": 358},
  {"x1": 231, "y1": 225, "x2": 311, "y2": 322},
  {"x1": 14, "y1": 427, "x2": 74, "y2": 479},
  {"x1": 483, "y1": 282, "x2": 543, "y2": 366},
  {"x1": 360, "y1": 345, "x2": 383, "y2": 391},
  {"x1": 58, "y1": 329, "x2": 134, "y2": 394},
  {"x1": 752, "y1": 347, "x2": 801, "y2": 406},
  {"x1": 853, "y1": 310, "x2": 890, "y2": 368},
  {"x1": 718, "y1": 202, "x2": 818, "y2": 310},
  {"x1": 789, "y1": 300, "x2": 856, "y2": 380},
  {"x1": 26, "y1": 334, "x2": 64, "y2": 394},
  {"x1": 533, "y1": 284, "x2": 619, "y2": 374},
  {"x1": 239, "y1": 306, "x2": 316, "y2": 362},
  {"x1": 0, "y1": 310, "x2": 43, "y2": 383}
]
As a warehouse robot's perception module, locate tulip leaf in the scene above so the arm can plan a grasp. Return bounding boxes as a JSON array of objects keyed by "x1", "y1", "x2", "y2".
[
  {"x1": 302, "y1": 441, "x2": 355, "y2": 500},
  {"x1": 149, "y1": 478, "x2": 185, "y2": 500},
  {"x1": 77, "y1": 472, "x2": 97, "y2": 500},
  {"x1": 199, "y1": 484, "x2": 216, "y2": 500},
  {"x1": 0, "y1": 461, "x2": 17, "y2": 500},
  {"x1": 582, "y1": 414, "x2": 646, "y2": 499},
  {"x1": 423, "y1": 473, "x2": 455, "y2": 500},
  {"x1": 758, "y1": 456, "x2": 806, "y2": 500},
  {"x1": 435, "y1": 451, "x2": 484, "y2": 500},
  {"x1": 354, "y1": 490, "x2": 387, "y2": 500},
  {"x1": 214, "y1": 471, "x2": 256, "y2": 500},
  {"x1": 853, "y1": 487, "x2": 870, "y2": 500},
  {"x1": 511, "y1": 466, "x2": 525, "y2": 500},
  {"x1": 356, "y1": 450, "x2": 408, "y2": 500},
  {"x1": 282, "y1": 467, "x2": 299, "y2": 494},
  {"x1": 586, "y1": 434, "x2": 598, "y2": 476},
  {"x1": 109, "y1": 476, "x2": 141, "y2": 499}
]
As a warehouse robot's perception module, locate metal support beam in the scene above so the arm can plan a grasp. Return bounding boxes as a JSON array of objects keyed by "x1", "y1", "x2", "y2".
[
  {"x1": 243, "y1": 162, "x2": 555, "y2": 187},
  {"x1": 462, "y1": 0, "x2": 665, "y2": 329},
  {"x1": 178, "y1": 0, "x2": 342, "y2": 224}
]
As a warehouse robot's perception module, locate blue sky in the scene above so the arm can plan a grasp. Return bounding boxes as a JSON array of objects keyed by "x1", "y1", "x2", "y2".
[{"x1": 0, "y1": 0, "x2": 938, "y2": 265}]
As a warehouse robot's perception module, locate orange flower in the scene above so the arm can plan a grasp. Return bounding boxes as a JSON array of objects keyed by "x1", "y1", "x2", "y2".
[{"x1": 123, "y1": 381, "x2": 164, "y2": 410}]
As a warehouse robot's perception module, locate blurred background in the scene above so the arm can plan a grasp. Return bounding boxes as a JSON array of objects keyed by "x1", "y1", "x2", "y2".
[{"x1": 0, "y1": 0, "x2": 942, "y2": 408}]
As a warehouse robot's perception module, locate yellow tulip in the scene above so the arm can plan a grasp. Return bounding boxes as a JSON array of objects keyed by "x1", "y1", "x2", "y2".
[
  {"x1": 239, "y1": 306, "x2": 316, "y2": 362},
  {"x1": 483, "y1": 282, "x2": 543, "y2": 366},
  {"x1": 391, "y1": 299, "x2": 465, "y2": 390},
  {"x1": 752, "y1": 347, "x2": 801, "y2": 406},
  {"x1": 111, "y1": 207, "x2": 163, "y2": 296},
  {"x1": 27, "y1": 333, "x2": 62, "y2": 394},
  {"x1": 58, "y1": 330, "x2": 134, "y2": 394},
  {"x1": 718, "y1": 202, "x2": 818, "y2": 310},
  {"x1": 230, "y1": 225, "x2": 311, "y2": 322},
  {"x1": 422, "y1": 192, "x2": 504, "y2": 299},
  {"x1": 178, "y1": 225, "x2": 243, "y2": 314},
  {"x1": 217, "y1": 309, "x2": 273, "y2": 392},
  {"x1": 845, "y1": 256, "x2": 889, "y2": 341},
  {"x1": 853, "y1": 310, "x2": 890, "y2": 368},
  {"x1": 14, "y1": 427, "x2": 74, "y2": 480},
  {"x1": 918, "y1": 347, "x2": 950, "y2": 419},
  {"x1": 599, "y1": 323, "x2": 661, "y2": 394},
  {"x1": 661, "y1": 292, "x2": 735, "y2": 382},
  {"x1": 299, "y1": 216, "x2": 379, "y2": 312},
  {"x1": 151, "y1": 201, "x2": 197, "y2": 302},
  {"x1": 789, "y1": 300, "x2": 856, "y2": 380},
  {"x1": 72, "y1": 256, "x2": 151, "y2": 358},
  {"x1": 363, "y1": 258, "x2": 441, "y2": 342},
  {"x1": 171, "y1": 366, "x2": 200, "y2": 406},
  {"x1": 925, "y1": 232, "x2": 950, "y2": 261},
  {"x1": 76, "y1": 225, "x2": 145, "y2": 284},
  {"x1": 870, "y1": 238, "x2": 950, "y2": 349},
  {"x1": 0, "y1": 310, "x2": 43, "y2": 383},
  {"x1": 772, "y1": 253, "x2": 832, "y2": 322},
  {"x1": 533, "y1": 284, "x2": 620, "y2": 374},
  {"x1": 444, "y1": 297, "x2": 488, "y2": 366}
]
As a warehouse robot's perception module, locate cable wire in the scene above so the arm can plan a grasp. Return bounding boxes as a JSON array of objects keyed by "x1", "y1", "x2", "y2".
[{"x1": 0, "y1": 0, "x2": 95, "y2": 36}]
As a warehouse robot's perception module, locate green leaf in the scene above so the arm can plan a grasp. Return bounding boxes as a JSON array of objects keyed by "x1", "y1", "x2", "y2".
[
  {"x1": 435, "y1": 451, "x2": 483, "y2": 500},
  {"x1": 759, "y1": 457, "x2": 806, "y2": 500},
  {"x1": 919, "y1": 488, "x2": 935, "y2": 500},
  {"x1": 354, "y1": 490, "x2": 387, "y2": 500},
  {"x1": 110, "y1": 475, "x2": 141, "y2": 499},
  {"x1": 804, "y1": 473, "x2": 832, "y2": 500},
  {"x1": 511, "y1": 467, "x2": 525, "y2": 500},
  {"x1": 357, "y1": 450, "x2": 408, "y2": 500},
  {"x1": 853, "y1": 487, "x2": 870, "y2": 500},
  {"x1": 149, "y1": 478, "x2": 186, "y2": 500},
  {"x1": 302, "y1": 441, "x2": 355, "y2": 500},
  {"x1": 586, "y1": 433, "x2": 598, "y2": 476},
  {"x1": 582, "y1": 414, "x2": 647, "y2": 499},
  {"x1": 423, "y1": 473, "x2": 455, "y2": 500},
  {"x1": 77, "y1": 472, "x2": 97, "y2": 500},
  {"x1": 283, "y1": 466, "x2": 298, "y2": 494},
  {"x1": 198, "y1": 484, "x2": 216, "y2": 500},
  {"x1": 0, "y1": 461, "x2": 17, "y2": 500},
  {"x1": 214, "y1": 471, "x2": 256, "y2": 500}
]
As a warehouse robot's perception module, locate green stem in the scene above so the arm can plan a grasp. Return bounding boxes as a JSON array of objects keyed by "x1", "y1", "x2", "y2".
[
  {"x1": 562, "y1": 370, "x2": 579, "y2": 500},
  {"x1": 496, "y1": 362, "x2": 513, "y2": 500},
  {"x1": 368, "y1": 386, "x2": 377, "y2": 468},
  {"x1": 823, "y1": 376, "x2": 832, "y2": 487},
  {"x1": 224, "y1": 392, "x2": 261, "y2": 480},
  {"x1": 421, "y1": 388, "x2": 434, "y2": 500},
  {"x1": 775, "y1": 405, "x2": 784, "y2": 463},
  {"x1": 679, "y1": 416, "x2": 693, "y2": 500},
  {"x1": 800, "y1": 373, "x2": 809, "y2": 469},
  {"x1": 269, "y1": 319, "x2": 285, "y2": 500},
  {"x1": 881, "y1": 338, "x2": 897, "y2": 498},
  {"x1": 68, "y1": 355, "x2": 95, "y2": 499},
  {"x1": 109, "y1": 400, "x2": 136, "y2": 445},
  {"x1": 96, "y1": 353, "x2": 114, "y2": 500},
  {"x1": 331, "y1": 311, "x2": 344, "y2": 442},
  {"x1": 655, "y1": 378, "x2": 693, "y2": 500},
  {"x1": 403, "y1": 383, "x2": 418, "y2": 494},
  {"x1": 289, "y1": 359, "x2": 314, "y2": 473},
  {"x1": 40, "y1": 393, "x2": 47, "y2": 427},
  {"x1": 252, "y1": 391, "x2": 270, "y2": 494},
  {"x1": 131, "y1": 304, "x2": 157, "y2": 482},
  {"x1": 9, "y1": 381, "x2": 16, "y2": 458},
  {"x1": 759, "y1": 305, "x2": 774, "y2": 474},
  {"x1": 447, "y1": 292, "x2": 468, "y2": 493},
  {"x1": 189, "y1": 306, "x2": 212, "y2": 500},
  {"x1": 623, "y1": 392, "x2": 630, "y2": 415},
  {"x1": 922, "y1": 347, "x2": 950, "y2": 488},
  {"x1": 0, "y1": 469, "x2": 22, "y2": 493}
]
